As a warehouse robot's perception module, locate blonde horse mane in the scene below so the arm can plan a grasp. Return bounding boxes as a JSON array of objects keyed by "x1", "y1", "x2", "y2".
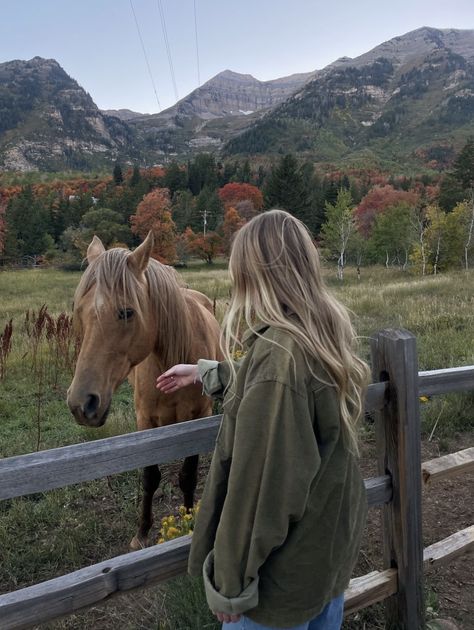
[{"x1": 74, "y1": 247, "x2": 192, "y2": 369}]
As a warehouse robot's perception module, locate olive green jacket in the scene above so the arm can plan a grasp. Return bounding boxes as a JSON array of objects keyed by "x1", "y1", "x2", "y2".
[{"x1": 188, "y1": 323, "x2": 367, "y2": 628}]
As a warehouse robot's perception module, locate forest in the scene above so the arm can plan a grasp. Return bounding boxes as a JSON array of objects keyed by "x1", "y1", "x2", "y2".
[{"x1": 0, "y1": 137, "x2": 473, "y2": 275}]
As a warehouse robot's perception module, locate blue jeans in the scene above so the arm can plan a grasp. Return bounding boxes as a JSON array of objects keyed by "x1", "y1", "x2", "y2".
[{"x1": 222, "y1": 593, "x2": 344, "y2": 630}]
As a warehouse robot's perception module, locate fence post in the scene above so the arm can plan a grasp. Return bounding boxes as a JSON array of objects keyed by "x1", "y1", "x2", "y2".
[{"x1": 370, "y1": 329, "x2": 425, "y2": 629}]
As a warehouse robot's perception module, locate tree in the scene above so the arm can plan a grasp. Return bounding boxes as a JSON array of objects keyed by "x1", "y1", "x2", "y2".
[
  {"x1": 186, "y1": 230, "x2": 223, "y2": 264},
  {"x1": 264, "y1": 155, "x2": 319, "y2": 231},
  {"x1": 218, "y1": 183, "x2": 264, "y2": 212},
  {"x1": 452, "y1": 137, "x2": 474, "y2": 191},
  {"x1": 81, "y1": 207, "x2": 132, "y2": 247},
  {"x1": 130, "y1": 188, "x2": 177, "y2": 263},
  {"x1": 129, "y1": 165, "x2": 141, "y2": 187},
  {"x1": 370, "y1": 203, "x2": 413, "y2": 269},
  {"x1": 355, "y1": 185, "x2": 419, "y2": 236},
  {"x1": 163, "y1": 162, "x2": 187, "y2": 197},
  {"x1": 222, "y1": 206, "x2": 246, "y2": 255},
  {"x1": 320, "y1": 189, "x2": 355, "y2": 280},
  {"x1": 113, "y1": 162, "x2": 124, "y2": 186},
  {"x1": 4, "y1": 186, "x2": 52, "y2": 258},
  {"x1": 187, "y1": 154, "x2": 218, "y2": 195}
]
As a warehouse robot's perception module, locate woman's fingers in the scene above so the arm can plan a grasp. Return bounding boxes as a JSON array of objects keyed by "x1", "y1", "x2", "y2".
[{"x1": 156, "y1": 364, "x2": 198, "y2": 393}]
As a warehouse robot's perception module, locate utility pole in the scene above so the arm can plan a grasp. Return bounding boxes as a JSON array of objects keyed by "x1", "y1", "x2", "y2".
[{"x1": 202, "y1": 207, "x2": 208, "y2": 236}]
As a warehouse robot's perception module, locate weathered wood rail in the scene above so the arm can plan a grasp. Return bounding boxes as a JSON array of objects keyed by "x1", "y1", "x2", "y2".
[{"x1": 0, "y1": 328, "x2": 473, "y2": 629}]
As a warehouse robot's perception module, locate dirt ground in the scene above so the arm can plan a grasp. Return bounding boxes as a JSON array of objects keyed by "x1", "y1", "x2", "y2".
[{"x1": 353, "y1": 430, "x2": 474, "y2": 630}]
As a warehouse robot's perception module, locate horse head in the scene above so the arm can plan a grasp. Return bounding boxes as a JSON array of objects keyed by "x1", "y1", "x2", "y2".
[{"x1": 67, "y1": 233, "x2": 155, "y2": 426}]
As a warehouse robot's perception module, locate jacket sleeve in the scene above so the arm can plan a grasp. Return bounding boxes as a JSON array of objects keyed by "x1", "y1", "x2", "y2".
[
  {"x1": 197, "y1": 359, "x2": 240, "y2": 401},
  {"x1": 202, "y1": 379, "x2": 321, "y2": 616}
]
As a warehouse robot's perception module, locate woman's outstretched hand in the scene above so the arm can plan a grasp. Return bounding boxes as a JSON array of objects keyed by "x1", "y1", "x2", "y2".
[{"x1": 156, "y1": 364, "x2": 200, "y2": 394}]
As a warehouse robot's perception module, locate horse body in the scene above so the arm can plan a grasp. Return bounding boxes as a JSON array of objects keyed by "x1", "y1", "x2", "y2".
[{"x1": 67, "y1": 233, "x2": 222, "y2": 549}]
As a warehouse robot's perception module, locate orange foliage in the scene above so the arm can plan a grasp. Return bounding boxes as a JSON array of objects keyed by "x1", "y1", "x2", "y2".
[
  {"x1": 218, "y1": 183, "x2": 263, "y2": 211},
  {"x1": 130, "y1": 188, "x2": 176, "y2": 263},
  {"x1": 185, "y1": 229, "x2": 223, "y2": 264},
  {"x1": 222, "y1": 206, "x2": 246, "y2": 255}
]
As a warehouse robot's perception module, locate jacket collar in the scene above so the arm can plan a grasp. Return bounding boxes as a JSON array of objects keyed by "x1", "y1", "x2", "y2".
[{"x1": 242, "y1": 322, "x2": 270, "y2": 348}]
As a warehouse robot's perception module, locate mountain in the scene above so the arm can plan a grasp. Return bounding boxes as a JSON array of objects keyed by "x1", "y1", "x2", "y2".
[
  {"x1": 1, "y1": 28, "x2": 474, "y2": 172},
  {"x1": 101, "y1": 108, "x2": 148, "y2": 121},
  {"x1": 129, "y1": 69, "x2": 315, "y2": 155},
  {"x1": 225, "y1": 27, "x2": 474, "y2": 167},
  {"x1": 0, "y1": 57, "x2": 137, "y2": 171}
]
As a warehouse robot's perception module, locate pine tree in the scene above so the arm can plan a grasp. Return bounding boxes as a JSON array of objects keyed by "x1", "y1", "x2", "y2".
[
  {"x1": 264, "y1": 154, "x2": 313, "y2": 228},
  {"x1": 113, "y1": 162, "x2": 124, "y2": 185}
]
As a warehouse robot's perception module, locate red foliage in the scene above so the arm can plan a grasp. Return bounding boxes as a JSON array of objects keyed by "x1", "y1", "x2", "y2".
[
  {"x1": 185, "y1": 229, "x2": 223, "y2": 264},
  {"x1": 130, "y1": 188, "x2": 176, "y2": 263},
  {"x1": 355, "y1": 185, "x2": 420, "y2": 236},
  {"x1": 218, "y1": 183, "x2": 263, "y2": 212}
]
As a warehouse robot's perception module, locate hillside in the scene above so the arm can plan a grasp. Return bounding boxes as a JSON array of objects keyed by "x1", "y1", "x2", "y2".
[
  {"x1": 225, "y1": 27, "x2": 474, "y2": 168},
  {"x1": 129, "y1": 69, "x2": 315, "y2": 155},
  {"x1": 1, "y1": 27, "x2": 473, "y2": 171},
  {"x1": 0, "y1": 57, "x2": 138, "y2": 171}
]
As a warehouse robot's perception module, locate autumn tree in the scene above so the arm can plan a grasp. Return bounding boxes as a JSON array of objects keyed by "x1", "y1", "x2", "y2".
[
  {"x1": 218, "y1": 183, "x2": 264, "y2": 213},
  {"x1": 186, "y1": 229, "x2": 223, "y2": 264},
  {"x1": 130, "y1": 188, "x2": 177, "y2": 263},
  {"x1": 222, "y1": 206, "x2": 246, "y2": 255}
]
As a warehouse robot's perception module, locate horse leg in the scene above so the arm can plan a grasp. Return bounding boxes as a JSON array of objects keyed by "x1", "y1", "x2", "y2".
[
  {"x1": 130, "y1": 464, "x2": 161, "y2": 550},
  {"x1": 179, "y1": 454, "x2": 199, "y2": 510}
]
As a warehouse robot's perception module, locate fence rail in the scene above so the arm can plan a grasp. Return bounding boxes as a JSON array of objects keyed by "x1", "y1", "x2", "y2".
[{"x1": 0, "y1": 331, "x2": 473, "y2": 629}]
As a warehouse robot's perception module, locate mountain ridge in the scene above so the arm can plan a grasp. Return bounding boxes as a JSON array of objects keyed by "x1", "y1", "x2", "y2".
[{"x1": 1, "y1": 26, "x2": 473, "y2": 171}]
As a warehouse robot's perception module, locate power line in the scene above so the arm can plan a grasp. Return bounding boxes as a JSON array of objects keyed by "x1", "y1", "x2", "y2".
[
  {"x1": 129, "y1": 0, "x2": 162, "y2": 112},
  {"x1": 193, "y1": 0, "x2": 201, "y2": 87},
  {"x1": 157, "y1": 0, "x2": 179, "y2": 103}
]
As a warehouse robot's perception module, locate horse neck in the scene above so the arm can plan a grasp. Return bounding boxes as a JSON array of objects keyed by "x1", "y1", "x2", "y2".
[{"x1": 148, "y1": 271, "x2": 193, "y2": 370}]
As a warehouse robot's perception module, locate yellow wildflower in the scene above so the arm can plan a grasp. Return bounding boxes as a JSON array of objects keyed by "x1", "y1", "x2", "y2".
[
  {"x1": 167, "y1": 526, "x2": 180, "y2": 538},
  {"x1": 419, "y1": 396, "x2": 430, "y2": 403}
]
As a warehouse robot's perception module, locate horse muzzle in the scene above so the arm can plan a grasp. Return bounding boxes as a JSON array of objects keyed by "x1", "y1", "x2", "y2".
[{"x1": 67, "y1": 390, "x2": 111, "y2": 427}]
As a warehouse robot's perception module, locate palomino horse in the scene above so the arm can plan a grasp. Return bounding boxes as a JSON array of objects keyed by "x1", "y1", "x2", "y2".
[{"x1": 67, "y1": 232, "x2": 221, "y2": 549}]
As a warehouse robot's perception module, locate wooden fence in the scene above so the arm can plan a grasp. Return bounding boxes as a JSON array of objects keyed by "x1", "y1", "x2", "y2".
[{"x1": 0, "y1": 329, "x2": 473, "y2": 629}]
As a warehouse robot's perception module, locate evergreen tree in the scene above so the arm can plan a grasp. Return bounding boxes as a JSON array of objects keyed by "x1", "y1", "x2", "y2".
[
  {"x1": 129, "y1": 165, "x2": 141, "y2": 187},
  {"x1": 113, "y1": 162, "x2": 124, "y2": 185},
  {"x1": 187, "y1": 154, "x2": 218, "y2": 195},
  {"x1": 453, "y1": 137, "x2": 474, "y2": 190},
  {"x1": 163, "y1": 162, "x2": 187, "y2": 197},
  {"x1": 5, "y1": 186, "x2": 52, "y2": 257},
  {"x1": 264, "y1": 154, "x2": 313, "y2": 228}
]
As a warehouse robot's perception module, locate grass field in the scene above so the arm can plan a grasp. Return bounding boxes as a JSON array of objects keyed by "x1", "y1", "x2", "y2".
[{"x1": 0, "y1": 262, "x2": 473, "y2": 629}]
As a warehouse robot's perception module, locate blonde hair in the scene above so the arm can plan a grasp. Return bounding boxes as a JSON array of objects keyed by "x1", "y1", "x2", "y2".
[{"x1": 223, "y1": 209, "x2": 370, "y2": 452}]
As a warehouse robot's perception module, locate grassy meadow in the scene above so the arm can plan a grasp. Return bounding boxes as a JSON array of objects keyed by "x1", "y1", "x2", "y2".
[{"x1": 0, "y1": 262, "x2": 473, "y2": 629}]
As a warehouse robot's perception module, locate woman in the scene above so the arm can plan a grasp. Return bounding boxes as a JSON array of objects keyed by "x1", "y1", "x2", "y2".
[{"x1": 156, "y1": 210, "x2": 369, "y2": 630}]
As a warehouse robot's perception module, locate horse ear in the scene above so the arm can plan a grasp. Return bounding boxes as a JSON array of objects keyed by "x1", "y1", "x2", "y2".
[
  {"x1": 128, "y1": 231, "x2": 154, "y2": 276},
  {"x1": 87, "y1": 235, "x2": 106, "y2": 264}
]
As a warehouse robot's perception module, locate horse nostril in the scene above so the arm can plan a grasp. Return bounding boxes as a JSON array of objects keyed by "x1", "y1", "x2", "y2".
[{"x1": 83, "y1": 394, "x2": 100, "y2": 419}]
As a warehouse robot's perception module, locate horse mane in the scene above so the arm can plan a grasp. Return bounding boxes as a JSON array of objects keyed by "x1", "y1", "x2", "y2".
[{"x1": 74, "y1": 247, "x2": 193, "y2": 369}]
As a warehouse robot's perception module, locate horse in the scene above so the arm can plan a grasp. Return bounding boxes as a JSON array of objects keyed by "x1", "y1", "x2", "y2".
[{"x1": 67, "y1": 232, "x2": 222, "y2": 550}]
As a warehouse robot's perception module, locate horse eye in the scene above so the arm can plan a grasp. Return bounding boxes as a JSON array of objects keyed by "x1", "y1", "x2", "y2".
[{"x1": 118, "y1": 308, "x2": 134, "y2": 321}]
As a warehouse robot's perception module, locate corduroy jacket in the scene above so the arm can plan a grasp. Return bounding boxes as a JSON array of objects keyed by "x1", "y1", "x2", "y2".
[{"x1": 188, "y1": 323, "x2": 367, "y2": 628}]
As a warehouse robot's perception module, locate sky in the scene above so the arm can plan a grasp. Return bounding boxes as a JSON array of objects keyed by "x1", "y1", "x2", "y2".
[{"x1": 1, "y1": 0, "x2": 473, "y2": 114}]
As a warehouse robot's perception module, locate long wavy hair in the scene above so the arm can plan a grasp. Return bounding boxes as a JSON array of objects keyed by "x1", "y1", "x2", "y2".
[{"x1": 222, "y1": 209, "x2": 370, "y2": 452}]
